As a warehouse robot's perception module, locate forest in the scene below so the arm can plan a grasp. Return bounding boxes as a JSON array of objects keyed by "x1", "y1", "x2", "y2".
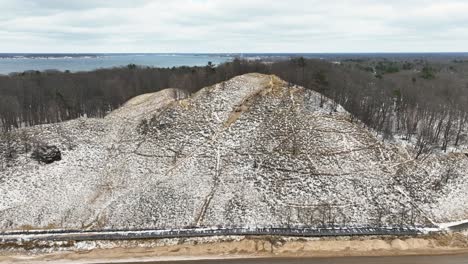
[{"x1": 1, "y1": 57, "x2": 467, "y2": 158}]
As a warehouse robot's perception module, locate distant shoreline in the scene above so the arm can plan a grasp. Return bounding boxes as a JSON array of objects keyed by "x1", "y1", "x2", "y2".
[{"x1": 2, "y1": 52, "x2": 468, "y2": 75}]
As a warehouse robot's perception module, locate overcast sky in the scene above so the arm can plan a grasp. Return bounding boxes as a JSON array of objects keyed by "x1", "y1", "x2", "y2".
[{"x1": 0, "y1": 0, "x2": 467, "y2": 53}]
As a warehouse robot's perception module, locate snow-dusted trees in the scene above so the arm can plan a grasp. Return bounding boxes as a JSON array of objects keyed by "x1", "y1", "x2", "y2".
[
  {"x1": 270, "y1": 58, "x2": 468, "y2": 157},
  {"x1": 0, "y1": 60, "x2": 268, "y2": 131},
  {"x1": 1, "y1": 57, "x2": 467, "y2": 156}
]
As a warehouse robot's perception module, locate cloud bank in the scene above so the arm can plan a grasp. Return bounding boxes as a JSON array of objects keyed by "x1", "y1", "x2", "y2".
[{"x1": 0, "y1": 0, "x2": 467, "y2": 52}]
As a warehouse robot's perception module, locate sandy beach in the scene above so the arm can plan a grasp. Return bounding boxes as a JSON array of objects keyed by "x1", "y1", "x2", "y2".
[{"x1": 1, "y1": 234, "x2": 467, "y2": 264}]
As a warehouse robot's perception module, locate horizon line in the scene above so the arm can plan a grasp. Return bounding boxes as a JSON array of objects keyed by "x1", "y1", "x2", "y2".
[{"x1": 1, "y1": 52, "x2": 468, "y2": 54}]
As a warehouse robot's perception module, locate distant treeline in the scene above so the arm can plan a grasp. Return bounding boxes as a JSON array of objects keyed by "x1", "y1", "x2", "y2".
[
  {"x1": 270, "y1": 58, "x2": 468, "y2": 156},
  {"x1": 1, "y1": 58, "x2": 467, "y2": 156},
  {"x1": 0, "y1": 60, "x2": 267, "y2": 130}
]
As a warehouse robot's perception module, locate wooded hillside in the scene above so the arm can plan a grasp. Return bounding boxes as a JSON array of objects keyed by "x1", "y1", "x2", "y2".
[{"x1": 1, "y1": 58, "x2": 467, "y2": 155}]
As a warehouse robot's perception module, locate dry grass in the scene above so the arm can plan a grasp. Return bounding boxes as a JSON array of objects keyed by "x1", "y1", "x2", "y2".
[
  {"x1": 178, "y1": 98, "x2": 192, "y2": 110},
  {"x1": 224, "y1": 75, "x2": 286, "y2": 128},
  {"x1": 17, "y1": 223, "x2": 57, "y2": 231},
  {"x1": 261, "y1": 75, "x2": 285, "y2": 97},
  {"x1": 224, "y1": 104, "x2": 250, "y2": 128},
  {"x1": 0, "y1": 240, "x2": 75, "y2": 251}
]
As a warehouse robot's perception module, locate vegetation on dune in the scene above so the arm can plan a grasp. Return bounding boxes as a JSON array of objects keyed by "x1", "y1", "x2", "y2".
[
  {"x1": 0, "y1": 58, "x2": 467, "y2": 157},
  {"x1": 0, "y1": 73, "x2": 467, "y2": 230}
]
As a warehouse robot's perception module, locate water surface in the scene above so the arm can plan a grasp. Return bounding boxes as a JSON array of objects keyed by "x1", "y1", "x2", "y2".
[
  {"x1": 2, "y1": 53, "x2": 468, "y2": 75},
  {"x1": 0, "y1": 53, "x2": 233, "y2": 74}
]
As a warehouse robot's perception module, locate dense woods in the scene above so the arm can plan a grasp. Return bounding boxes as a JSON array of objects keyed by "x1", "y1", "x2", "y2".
[
  {"x1": 0, "y1": 61, "x2": 267, "y2": 130},
  {"x1": 1, "y1": 58, "x2": 467, "y2": 156},
  {"x1": 270, "y1": 58, "x2": 468, "y2": 156}
]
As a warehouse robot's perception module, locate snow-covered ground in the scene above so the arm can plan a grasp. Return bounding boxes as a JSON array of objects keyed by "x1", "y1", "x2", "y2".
[
  {"x1": 437, "y1": 219, "x2": 468, "y2": 230},
  {"x1": 0, "y1": 73, "x2": 467, "y2": 232}
]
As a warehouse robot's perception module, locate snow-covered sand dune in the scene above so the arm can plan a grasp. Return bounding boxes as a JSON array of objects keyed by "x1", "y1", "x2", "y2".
[{"x1": 0, "y1": 73, "x2": 467, "y2": 231}]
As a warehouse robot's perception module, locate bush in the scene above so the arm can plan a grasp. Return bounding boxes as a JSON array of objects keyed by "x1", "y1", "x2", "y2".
[
  {"x1": 31, "y1": 145, "x2": 62, "y2": 164},
  {"x1": 421, "y1": 66, "x2": 436, "y2": 79}
]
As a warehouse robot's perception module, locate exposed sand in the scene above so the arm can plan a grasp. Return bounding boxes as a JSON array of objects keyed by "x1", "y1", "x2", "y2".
[{"x1": 1, "y1": 234, "x2": 468, "y2": 263}]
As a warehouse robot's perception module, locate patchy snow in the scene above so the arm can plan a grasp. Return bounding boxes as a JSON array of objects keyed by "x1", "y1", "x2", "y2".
[
  {"x1": 0, "y1": 73, "x2": 467, "y2": 232},
  {"x1": 437, "y1": 219, "x2": 468, "y2": 230}
]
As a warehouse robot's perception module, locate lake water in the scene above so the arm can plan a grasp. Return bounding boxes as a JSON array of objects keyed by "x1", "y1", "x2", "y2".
[
  {"x1": 0, "y1": 53, "x2": 235, "y2": 75},
  {"x1": 2, "y1": 53, "x2": 468, "y2": 75}
]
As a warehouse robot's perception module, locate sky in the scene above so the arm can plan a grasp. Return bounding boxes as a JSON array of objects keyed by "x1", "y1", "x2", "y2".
[{"x1": 0, "y1": 0, "x2": 467, "y2": 53}]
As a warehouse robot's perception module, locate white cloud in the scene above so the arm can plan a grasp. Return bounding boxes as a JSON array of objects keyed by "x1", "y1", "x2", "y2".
[{"x1": 0, "y1": 0, "x2": 466, "y2": 52}]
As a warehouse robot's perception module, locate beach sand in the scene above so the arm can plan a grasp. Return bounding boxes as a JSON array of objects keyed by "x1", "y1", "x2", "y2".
[{"x1": 1, "y1": 234, "x2": 468, "y2": 263}]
